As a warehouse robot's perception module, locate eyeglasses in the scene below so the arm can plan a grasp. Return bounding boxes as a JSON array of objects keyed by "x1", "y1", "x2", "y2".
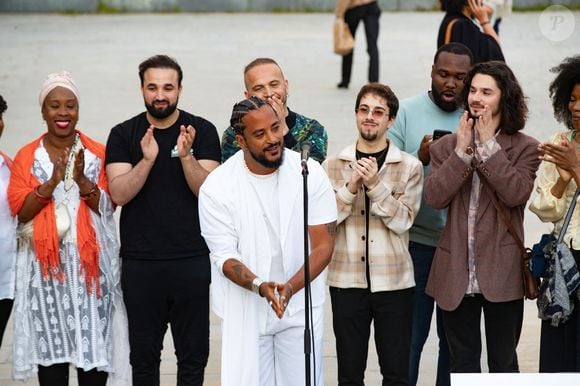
[{"x1": 356, "y1": 105, "x2": 387, "y2": 120}]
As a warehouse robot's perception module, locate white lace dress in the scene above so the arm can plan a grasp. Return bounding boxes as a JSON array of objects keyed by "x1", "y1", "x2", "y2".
[{"x1": 12, "y1": 144, "x2": 130, "y2": 384}]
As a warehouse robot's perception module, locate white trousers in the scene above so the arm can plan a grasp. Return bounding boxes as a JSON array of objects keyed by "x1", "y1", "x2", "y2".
[{"x1": 258, "y1": 304, "x2": 324, "y2": 386}]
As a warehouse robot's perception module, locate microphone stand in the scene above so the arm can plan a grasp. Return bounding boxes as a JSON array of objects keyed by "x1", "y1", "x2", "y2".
[{"x1": 301, "y1": 158, "x2": 312, "y2": 386}]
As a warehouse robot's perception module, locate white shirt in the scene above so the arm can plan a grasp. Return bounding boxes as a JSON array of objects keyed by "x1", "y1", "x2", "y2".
[
  {"x1": 199, "y1": 150, "x2": 337, "y2": 386},
  {"x1": 0, "y1": 155, "x2": 17, "y2": 300}
]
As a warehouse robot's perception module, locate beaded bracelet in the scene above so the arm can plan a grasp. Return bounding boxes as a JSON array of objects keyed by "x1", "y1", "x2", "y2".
[
  {"x1": 33, "y1": 186, "x2": 52, "y2": 204},
  {"x1": 80, "y1": 183, "x2": 98, "y2": 200}
]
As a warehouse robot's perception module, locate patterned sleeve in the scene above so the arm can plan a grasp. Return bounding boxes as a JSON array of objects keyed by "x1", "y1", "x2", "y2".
[
  {"x1": 308, "y1": 119, "x2": 328, "y2": 163},
  {"x1": 293, "y1": 116, "x2": 328, "y2": 163},
  {"x1": 220, "y1": 126, "x2": 241, "y2": 163}
]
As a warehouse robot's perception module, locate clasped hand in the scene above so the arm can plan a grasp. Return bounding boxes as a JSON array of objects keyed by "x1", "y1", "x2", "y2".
[
  {"x1": 348, "y1": 156, "x2": 379, "y2": 193},
  {"x1": 261, "y1": 281, "x2": 294, "y2": 319}
]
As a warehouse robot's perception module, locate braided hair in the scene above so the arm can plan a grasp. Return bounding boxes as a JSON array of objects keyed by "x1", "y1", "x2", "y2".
[{"x1": 230, "y1": 96, "x2": 272, "y2": 135}]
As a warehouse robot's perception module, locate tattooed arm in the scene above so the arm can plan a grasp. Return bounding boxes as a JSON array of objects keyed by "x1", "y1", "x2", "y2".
[
  {"x1": 221, "y1": 258, "x2": 281, "y2": 311},
  {"x1": 277, "y1": 221, "x2": 337, "y2": 308}
]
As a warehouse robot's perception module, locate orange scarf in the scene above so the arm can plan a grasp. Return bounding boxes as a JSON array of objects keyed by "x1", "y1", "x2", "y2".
[
  {"x1": 7, "y1": 131, "x2": 109, "y2": 295},
  {"x1": 0, "y1": 151, "x2": 12, "y2": 170}
]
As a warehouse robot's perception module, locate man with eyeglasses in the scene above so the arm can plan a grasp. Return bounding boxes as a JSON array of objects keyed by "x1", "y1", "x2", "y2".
[{"x1": 322, "y1": 83, "x2": 423, "y2": 385}]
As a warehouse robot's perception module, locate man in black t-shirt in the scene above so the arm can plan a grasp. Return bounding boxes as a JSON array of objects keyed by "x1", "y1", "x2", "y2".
[{"x1": 105, "y1": 55, "x2": 221, "y2": 386}]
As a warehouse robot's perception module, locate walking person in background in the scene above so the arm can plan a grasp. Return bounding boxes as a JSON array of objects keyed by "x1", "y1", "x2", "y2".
[
  {"x1": 424, "y1": 61, "x2": 540, "y2": 373},
  {"x1": 529, "y1": 54, "x2": 580, "y2": 373},
  {"x1": 105, "y1": 54, "x2": 221, "y2": 385},
  {"x1": 335, "y1": 0, "x2": 381, "y2": 89},
  {"x1": 0, "y1": 94, "x2": 17, "y2": 351},
  {"x1": 388, "y1": 42, "x2": 473, "y2": 386},
  {"x1": 323, "y1": 83, "x2": 423, "y2": 385},
  {"x1": 8, "y1": 71, "x2": 129, "y2": 386}
]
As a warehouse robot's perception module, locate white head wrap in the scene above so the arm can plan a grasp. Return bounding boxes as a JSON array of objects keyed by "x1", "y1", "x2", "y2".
[{"x1": 38, "y1": 70, "x2": 80, "y2": 106}]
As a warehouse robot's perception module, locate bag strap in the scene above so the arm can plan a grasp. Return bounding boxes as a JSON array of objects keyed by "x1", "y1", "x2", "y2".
[
  {"x1": 445, "y1": 19, "x2": 459, "y2": 44},
  {"x1": 557, "y1": 188, "x2": 580, "y2": 244}
]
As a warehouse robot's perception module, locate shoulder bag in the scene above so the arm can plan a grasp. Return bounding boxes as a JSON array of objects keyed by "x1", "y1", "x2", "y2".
[
  {"x1": 333, "y1": 18, "x2": 355, "y2": 55},
  {"x1": 482, "y1": 180, "x2": 539, "y2": 300}
]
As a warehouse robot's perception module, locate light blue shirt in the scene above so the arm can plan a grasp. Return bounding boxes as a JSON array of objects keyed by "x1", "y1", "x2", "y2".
[{"x1": 388, "y1": 92, "x2": 463, "y2": 246}]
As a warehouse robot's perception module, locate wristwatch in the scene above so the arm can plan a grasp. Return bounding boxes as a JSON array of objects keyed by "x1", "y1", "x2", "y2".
[
  {"x1": 252, "y1": 277, "x2": 264, "y2": 296},
  {"x1": 465, "y1": 146, "x2": 474, "y2": 156}
]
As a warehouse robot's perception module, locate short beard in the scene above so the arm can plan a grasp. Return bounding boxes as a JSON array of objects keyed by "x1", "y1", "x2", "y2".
[
  {"x1": 431, "y1": 84, "x2": 459, "y2": 113},
  {"x1": 249, "y1": 146, "x2": 285, "y2": 169},
  {"x1": 361, "y1": 131, "x2": 378, "y2": 141},
  {"x1": 145, "y1": 100, "x2": 178, "y2": 119}
]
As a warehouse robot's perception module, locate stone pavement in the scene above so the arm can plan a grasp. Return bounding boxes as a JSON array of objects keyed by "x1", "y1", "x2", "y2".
[{"x1": 0, "y1": 10, "x2": 578, "y2": 386}]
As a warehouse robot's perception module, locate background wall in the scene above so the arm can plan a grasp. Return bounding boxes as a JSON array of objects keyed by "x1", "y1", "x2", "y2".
[{"x1": 0, "y1": 0, "x2": 578, "y2": 13}]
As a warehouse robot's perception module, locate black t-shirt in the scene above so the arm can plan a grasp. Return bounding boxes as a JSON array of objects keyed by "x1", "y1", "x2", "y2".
[
  {"x1": 105, "y1": 110, "x2": 221, "y2": 260},
  {"x1": 356, "y1": 146, "x2": 388, "y2": 288}
]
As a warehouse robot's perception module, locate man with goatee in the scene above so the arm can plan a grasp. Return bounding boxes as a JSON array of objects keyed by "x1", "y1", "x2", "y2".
[{"x1": 323, "y1": 83, "x2": 423, "y2": 385}]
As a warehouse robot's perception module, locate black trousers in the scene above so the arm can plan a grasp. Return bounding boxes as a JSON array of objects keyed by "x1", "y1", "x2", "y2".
[
  {"x1": 38, "y1": 363, "x2": 107, "y2": 386},
  {"x1": 0, "y1": 298, "x2": 13, "y2": 348},
  {"x1": 341, "y1": 1, "x2": 381, "y2": 86},
  {"x1": 330, "y1": 286, "x2": 414, "y2": 386},
  {"x1": 539, "y1": 249, "x2": 580, "y2": 372},
  {"x1": 122, "y1": 257, "x2": 210, "y2": 386},
  {"x1": 441, "y1": 295, "x2": 523, "y2": 373}
]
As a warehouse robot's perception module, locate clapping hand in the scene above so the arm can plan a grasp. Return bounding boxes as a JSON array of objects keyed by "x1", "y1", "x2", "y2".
[
  {"x1": 140, "y1": 125, "x2": 159, "y2": 163},
  {"x1": 177, "y1": 125, "x2": 196, "y2": 159}
]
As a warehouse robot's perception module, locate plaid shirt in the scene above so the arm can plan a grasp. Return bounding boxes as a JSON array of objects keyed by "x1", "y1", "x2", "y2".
[{"x1": 322, "y1": 142, "x2": 423, "y2": 292}]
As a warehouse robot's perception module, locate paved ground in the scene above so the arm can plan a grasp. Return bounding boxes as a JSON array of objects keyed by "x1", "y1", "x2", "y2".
[{"x1": 0, "y1": 10, "x2": 578, "y2": 385}]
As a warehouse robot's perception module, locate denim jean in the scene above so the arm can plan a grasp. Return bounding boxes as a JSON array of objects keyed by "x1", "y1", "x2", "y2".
[{"x1": 408, "y1": 241, "x2": 450, "y2": 386}]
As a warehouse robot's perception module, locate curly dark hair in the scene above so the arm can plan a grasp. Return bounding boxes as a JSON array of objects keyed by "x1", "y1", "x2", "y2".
[
  {"x1": 0, "y1": 95, "x2": 6, "y2": 115},
  {"x1": 549, "y1": 55, "x2": 580, "y2": 130},
  {"x1": 460, "y1": 61, "x2": 528, "y2": 135}
]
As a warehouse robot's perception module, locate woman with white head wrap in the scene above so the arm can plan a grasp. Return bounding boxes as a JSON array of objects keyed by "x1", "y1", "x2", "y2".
[{"x1": 7, "y1": 71, "x2": 130, "y2": 386}]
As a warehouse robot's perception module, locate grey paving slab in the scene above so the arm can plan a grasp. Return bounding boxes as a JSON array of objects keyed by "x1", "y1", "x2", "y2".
[{"x1": 0, "y1": 10, "x2": 579, "y2": 386}]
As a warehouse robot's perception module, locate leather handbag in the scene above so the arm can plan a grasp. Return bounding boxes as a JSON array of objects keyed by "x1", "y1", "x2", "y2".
[
  {"x1": 483, "y1": 181, "x2": 540, "y2": 300},
  {"x1": 333, "y1": 19, "x2": 355, "y2": 55}
]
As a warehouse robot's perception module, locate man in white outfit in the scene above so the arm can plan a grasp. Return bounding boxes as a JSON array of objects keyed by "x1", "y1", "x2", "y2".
[{"x1": 199, "y1": 96, "x2": 337, "y2": 386}]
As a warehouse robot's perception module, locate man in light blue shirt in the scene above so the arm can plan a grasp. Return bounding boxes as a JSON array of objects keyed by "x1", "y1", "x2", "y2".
[{"x1": 388, "y1": 43, "x2": 473, "y2": 386}]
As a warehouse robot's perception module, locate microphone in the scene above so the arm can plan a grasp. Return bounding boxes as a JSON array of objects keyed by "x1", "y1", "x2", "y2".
[{"x1": 300, "y1": 141, "x2": 312, "y2": 163}]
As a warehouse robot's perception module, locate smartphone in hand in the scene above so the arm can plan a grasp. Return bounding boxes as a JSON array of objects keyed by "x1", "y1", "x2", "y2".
[{"x1": 433, "y1": 129, "x2": 452, "y2": 140}]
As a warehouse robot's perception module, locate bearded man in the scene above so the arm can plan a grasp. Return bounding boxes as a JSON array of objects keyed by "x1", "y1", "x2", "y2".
[{"x1": 105, "y1": 54, "x2": 221, "y2": 386}]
